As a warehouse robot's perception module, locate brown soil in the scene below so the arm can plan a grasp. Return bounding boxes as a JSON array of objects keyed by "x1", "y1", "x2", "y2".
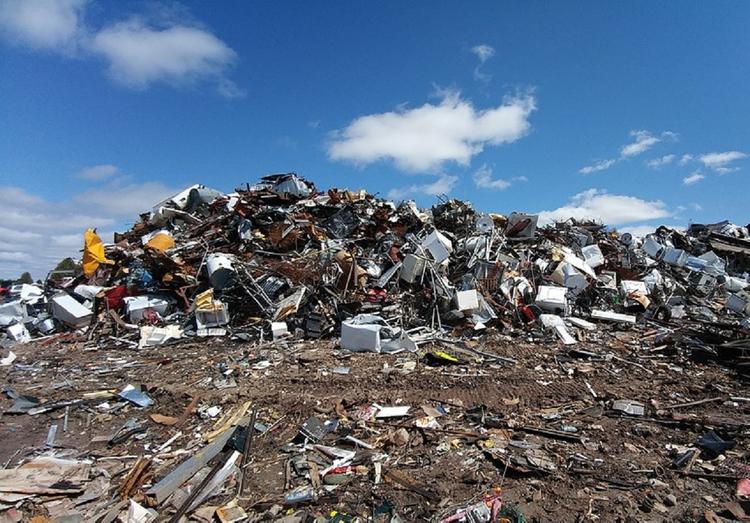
[{"x1": 1, "y1": 329, "x2": 748, "y2": 522}]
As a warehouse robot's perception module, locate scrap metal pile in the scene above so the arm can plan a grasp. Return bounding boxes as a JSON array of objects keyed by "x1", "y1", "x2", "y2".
[
  {"x1": 1, "y1": 173, "x2": 750, "y2": 522},
  {"x1": 2, "y1": 173, "x2": 749, "y2": 363}
]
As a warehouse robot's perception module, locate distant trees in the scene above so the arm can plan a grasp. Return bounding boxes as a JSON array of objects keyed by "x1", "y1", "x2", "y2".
[
  {"x1": 54, "y1": 258, "x2": 80, "y2": 273},
  {"x1": 44, "y1": 257, "x2": 83, "y2": 284},
  {"x1": 17, "y1": 272, "x2": 33, "y2": 284}
]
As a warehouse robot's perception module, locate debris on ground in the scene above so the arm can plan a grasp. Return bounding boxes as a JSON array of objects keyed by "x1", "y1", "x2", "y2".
[{"x1": 1, "y1": 174, "x2": 749, "y2": 521}]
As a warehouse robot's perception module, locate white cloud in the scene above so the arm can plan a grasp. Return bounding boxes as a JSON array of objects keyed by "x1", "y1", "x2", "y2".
[
  {"x1": 76, "y1": 163, "x2": 118, "y2": 181},
  {"x1": 538, "y1": 189, "x2": 669, "y2": 226},
  {"x1": 0, "y1": 226, "x2": 42, "y2": 243},
  {"x1": 0, "y1": 251, "x2": 32, "y2": 263},
  {"x1": 620, "y1": 130, "x2": 659, "y2": 157},
  {"x1": 619, "y1": 223, "x2": 683, "y2": 237},
  {"x1": 618, "y1": 225, "x2": 660, "y2": 238},
  {"x1": 0, "y1": 1, "x2": 242, "y2": 97},
  {"x1": 679, "y1": 154, "x2": 693, "y2": 165},
  {"x1": 472, "y1": 164, "x2": 510, "y2": 190},
  {"x1": 71, "y1": 180, "x2": 180, "y2": 216},
  {"x1": 675, "y1": 203, "x2": 703, "y2": 214},
  {"x1": 698, "y1": 151, "x2": 747, "y2": 173},
  {"x1": 682, "y1": 172, "x2": 705, "y2": 186},
  {"x1": 579, "y1": 159, "x2": 617, "y2": 174},
  {"x1": 387, "y1": 174, "x2": 458, "y2": 200},
  {"x1": 646, "y1": 154, "x2": 676, "y2": 169},
  {"x1": 471, "y1": 44, "x2": 495, "y2": 82},
  {"x1": 620, "y1": 130, "x2": 675, "y2": 157},
  {"x1": 328, "y1": 92, "x2": 536, "y2": 172},
  {"x1": 90, "y1": 19, "x2": 238, "y2": 94},
  {"x1": 216, "y1": 78, "x2": 246, "y2": 99},
  {"x1": 0, "y1": 0, "x2": 86, "y2": 52},
  {"x1": 0, "y1": 180, "x2": 179, "y2": 279},
  {"x1": 471, "y1": 44, "x2": 495, "y2": 63},
  {"x1": 580, "y1": 129, "x2": 677, "y2": 174}
]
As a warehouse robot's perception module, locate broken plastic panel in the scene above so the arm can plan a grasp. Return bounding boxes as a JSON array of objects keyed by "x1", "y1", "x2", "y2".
[{"x1": 49, "y1": 293, "x2": 92, "y2": 328}]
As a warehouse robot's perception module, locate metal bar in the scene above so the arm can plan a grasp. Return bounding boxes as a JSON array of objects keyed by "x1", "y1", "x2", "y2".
[{"x1": 237, "y1": 410, "x2": 258, "y2": 497}]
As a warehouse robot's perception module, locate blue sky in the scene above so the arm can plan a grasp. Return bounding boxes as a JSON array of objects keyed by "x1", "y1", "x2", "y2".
[{"x1": 1, "y1": 1, "x2": 748, "y2": 278}]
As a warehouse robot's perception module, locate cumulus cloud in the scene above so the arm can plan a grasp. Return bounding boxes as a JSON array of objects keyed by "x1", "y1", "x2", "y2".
[
  {"x1": 538, "y1": 189, "x2": 669, "y2": 226},
  {"x1": 679, "y1": 154, "x2": 694, "y2": 165},
  {"x1": 76, "y1": 163, "x2": 119, "y2": 180},
  {"x1": 71, "y1": 180, "x2": 181, "y2": 216},
  {"x1": 387, "y1": 174, "x2": 458, "y2": 200},
  {"x1": 646, "y1": 154, "x2": 676, "y2": 169},
  {"x1": 0, "y1": 180, "x2": 179, "y2": 279},
  {"x1": 90, "y1": 19, "x2": 239, "y2": 93},
  {"x1": 472, "y1": 164, "x2": 511, "y2": 190},
  {"x1": 579, "y1": 159, "x2": 617, "y2": 174},
  {"x1": 0, "y1": 0, "x2": 86, "y2": 52},
  {"x1": 471, "y1": 44, "x2": 495, "y2": 81},
  {"x1": 698, "y1": 151, "x2": 747, "y2": 173},
  {"x1": 0, "y1": 1, "x2": 242, "y2": 97},
  {"x1": 682, "y1": 172, "x2": 705, "y2": 186},
  {"x1": 328, "y1": 91, "x2": 536, "y2": 172}
]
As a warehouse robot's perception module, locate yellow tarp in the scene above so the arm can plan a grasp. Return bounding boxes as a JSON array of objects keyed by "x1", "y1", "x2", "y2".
[
  {"x1": 145, "y1": 232, "x2": 175, "y2": 252},
  {"x1": 82, "y1": 229, "x2": 113, "y2": 277}
]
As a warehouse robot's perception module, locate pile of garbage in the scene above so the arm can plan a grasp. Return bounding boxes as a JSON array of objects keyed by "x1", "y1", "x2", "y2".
[
  {"x1": 2, "y1": 173, "x2": 749, "y2": 367},
  {"x1": 2, "y1": 173, "x2": 750, "y2": 522}
]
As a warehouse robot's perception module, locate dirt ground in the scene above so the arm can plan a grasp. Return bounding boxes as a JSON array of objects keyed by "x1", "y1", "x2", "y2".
[{"x1": 1, "y1": 327, "x2": 748, "y2": 522}]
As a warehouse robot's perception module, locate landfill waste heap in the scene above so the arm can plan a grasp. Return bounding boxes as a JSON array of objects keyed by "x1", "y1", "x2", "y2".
[{"x1": 0, "y1": 172, "x2": 749, "y2": 522}]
